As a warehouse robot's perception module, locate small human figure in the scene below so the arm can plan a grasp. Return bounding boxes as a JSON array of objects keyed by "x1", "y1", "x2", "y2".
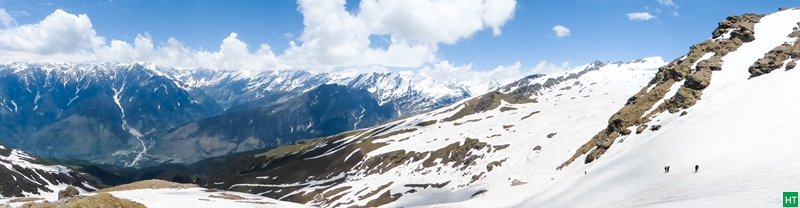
[
  {"x1": 695, "y1": 165, "x2": 699, "y2": 173},
  {"x1": 664, "y1": 166, "x2": 667, "y2": 173},
  {"x1": 585, "y1": 171, "x2": 587, "y2": 175},
  {"x1": 667, "y1": 166, "x2": 670, "y2": 173}
]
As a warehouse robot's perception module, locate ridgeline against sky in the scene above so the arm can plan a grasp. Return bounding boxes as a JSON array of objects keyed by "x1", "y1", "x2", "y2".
[{"x1": 0, "y1": 0, "x2": 796, "y2": 83}]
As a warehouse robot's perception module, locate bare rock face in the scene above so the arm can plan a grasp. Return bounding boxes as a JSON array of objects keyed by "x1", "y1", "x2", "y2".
[
  {"x1": 712, "y1": 13, "x2": 762, "y2": 42},
  {"x1": 696, "y1": 57, "x2": 722, "y2": 71},
  {"x1": 685, "y1": 69, "x2": 713, "y2": 90},
  {"x1": 748, "y1": 43, "x2": 799, "y2": 77},
  {"x1": 749, "y1": 23, "x2": 800, "y2": 78},
  {"x1": 58, "y1": 186, "x2": 80, "y2": 200}
]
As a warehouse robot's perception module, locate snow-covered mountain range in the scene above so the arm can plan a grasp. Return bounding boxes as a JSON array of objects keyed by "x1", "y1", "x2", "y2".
[
  {"x1": 193, "y1": 8, "x2": 800, "y2": 207},
  {"x1": 161, "y1": 67, "x2": 491, "y2": 116},
  {"x1": 0, "y1": 59, "x2": 499, "y2": 166}
]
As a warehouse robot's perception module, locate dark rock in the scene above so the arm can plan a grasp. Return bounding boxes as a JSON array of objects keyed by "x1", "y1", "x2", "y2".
[
  {"x1": 650, "y1": 125, "x2": 662, "y2": 131},
  {"x1": 685, "y1": 69, "x2": 712, "y2": 90},
  {"x1": 636, "y1": 125, "x2": 648, "y2": 134},
  {"x1": 58, "y1": 186, "x2": 80, "y2": 200},
  {"x1": 696, "y1": 58, "x2": 722, "y2": 71},
  {"x1": 619, "y1": 128, "x2": 632, "y2": 136}
]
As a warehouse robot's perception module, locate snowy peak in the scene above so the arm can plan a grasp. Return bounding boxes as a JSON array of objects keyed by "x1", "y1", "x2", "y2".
[
  {"x1": 167, "y1": 67, "x2": 481, "y2": 115},
  {"x1": 499, "y1": 57, "x2": 665, "y2": 98}
]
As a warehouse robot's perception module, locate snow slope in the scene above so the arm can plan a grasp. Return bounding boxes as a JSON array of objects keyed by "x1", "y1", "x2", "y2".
[
  {"x1": 415, "y1": 8, "x2": 800, "y2": 208},
  {"x1": 213, "y1": 8, "x2": 800, "y2": 208},
  {"x1": 105, "y1": 187, "x2": 311, "y2": 208},
  {"x1": 212, "y1": 57, "x2": 667, "y2": 207},
  {"x1": 0, "y1": 144, "x2": 99, "y2": 204}
]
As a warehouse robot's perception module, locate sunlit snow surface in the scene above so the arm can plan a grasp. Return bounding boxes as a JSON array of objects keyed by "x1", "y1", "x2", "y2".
[
  {"x1": 228, "y1": 10, "x2": 800, "y2": 207},
  {"x1": 415, "y1": 9, "x2": 800, "y2": 208},
  {"x1": 0, "y1": 187, "x2": 311, "y2": 208},
  {"x1": 225, "y1": 57, "x2": 667, "y2": 207},
  {"x1": 107, "y1": 188, "x2": 311, "y2": 208}
]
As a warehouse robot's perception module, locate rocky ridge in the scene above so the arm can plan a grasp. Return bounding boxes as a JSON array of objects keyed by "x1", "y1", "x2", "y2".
[{"x1": 558, "y1": 12, "x2": 767, "y2": 168}]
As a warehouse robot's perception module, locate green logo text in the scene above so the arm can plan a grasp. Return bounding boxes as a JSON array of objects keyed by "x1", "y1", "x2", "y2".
[{"x1": 785, "y1": 192, "x2": 799, "y2": 207}]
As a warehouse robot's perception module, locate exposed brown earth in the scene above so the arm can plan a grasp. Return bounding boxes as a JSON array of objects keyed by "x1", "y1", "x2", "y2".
[{"x1": 95, "y1": 179, "x2": 197, "y2": 193}]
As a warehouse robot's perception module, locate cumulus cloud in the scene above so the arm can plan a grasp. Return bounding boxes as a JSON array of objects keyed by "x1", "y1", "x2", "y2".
[
  {"x1": 552, "y1": 25, "x2": 570, "y2": 38},
  {"x1": 281, "y1": 0, "x2": 517, "y2": 70},
  {"x1": 0, "y1": 9, "x2": 104, "y2": 55},
  {"x1": 627, "y1": 12, "x2": 656, "y2": 21},
  {"x1": 0, "y1": 3, "x2": 573, "y2": 86},
  {"x1": 0, "y1": 2, "x2": 517, "y2": 73},
  {"x1": 0, "y1": 9, "x2": 18, "y2": 28}
]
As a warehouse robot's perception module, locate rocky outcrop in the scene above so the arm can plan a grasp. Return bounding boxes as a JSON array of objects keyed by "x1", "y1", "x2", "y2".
[
  {"x1": 57, "y1": 186, "x2": 79, "y2": 200},
  {"x1": 749, "y1": 22, "x2": 800, "y2": 78},
  {"x1": 558, "y1": 12, "x2": 765, "y2": 169}
]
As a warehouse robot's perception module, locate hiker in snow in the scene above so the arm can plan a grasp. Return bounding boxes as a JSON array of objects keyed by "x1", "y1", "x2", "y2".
[
  {"x1": 695, "y1": 165, "x2": 699, "y2": 173},
  {"x1": 664, "y1": 166, "x2": 667, "y2": 173}
]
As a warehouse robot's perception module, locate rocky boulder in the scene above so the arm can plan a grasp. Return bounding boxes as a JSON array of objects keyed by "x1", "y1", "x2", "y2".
[
  {"x1": 58, "y1": 186, "x2": 80, "y2": 200},
  {"x1": 685, "y1": 69, "x2": 712, "y2": 90}
]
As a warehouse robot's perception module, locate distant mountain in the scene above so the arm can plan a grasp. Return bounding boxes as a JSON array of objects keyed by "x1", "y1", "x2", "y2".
[
  {"x1": 0, "y1": 63, "x2": 222, "y2": 165},
  {"x1": 148, "y1": 84, "x2": 395, "y2": 163},
  {"x1": 0, "y1": 62, "x2": 493, "y2": 166},
  {"x1": 162, "y1": 68, "x2": 489, "y2": 116}
]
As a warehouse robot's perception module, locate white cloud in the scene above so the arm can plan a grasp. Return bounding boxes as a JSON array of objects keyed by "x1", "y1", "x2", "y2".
[
  {"x1": 278, "y1": 0, "x2": 517, "y2": 71},
  {"x1": 0, "y1": 4, "x2": 557, "y2": 85},
  {"x1": 672, "y1": 11, "x2": 679, "y2": 16},
  {"x1": 552, "y1": 25, "x2": 570, "y2": 38},
  {"x1": 627, "y1": 12, "x2": 656, "y2": 21},
  {"x1": 0, "y1": 2, "x2": 518, "y2": 72},
  {"x1": 0, "y1": 9, "x2": 104, "y2": 55},
  {"x1": 657, "y1": 0, "x2": 675, "y2": 7},
  {"x1": 0, "y1": 9, "x2": 17, "y2": 28}
]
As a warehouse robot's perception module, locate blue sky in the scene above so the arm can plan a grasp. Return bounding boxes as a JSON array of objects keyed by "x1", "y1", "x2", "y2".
[{"x1": 0, "y1": 0, "x2": 797, "y2": 82}]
